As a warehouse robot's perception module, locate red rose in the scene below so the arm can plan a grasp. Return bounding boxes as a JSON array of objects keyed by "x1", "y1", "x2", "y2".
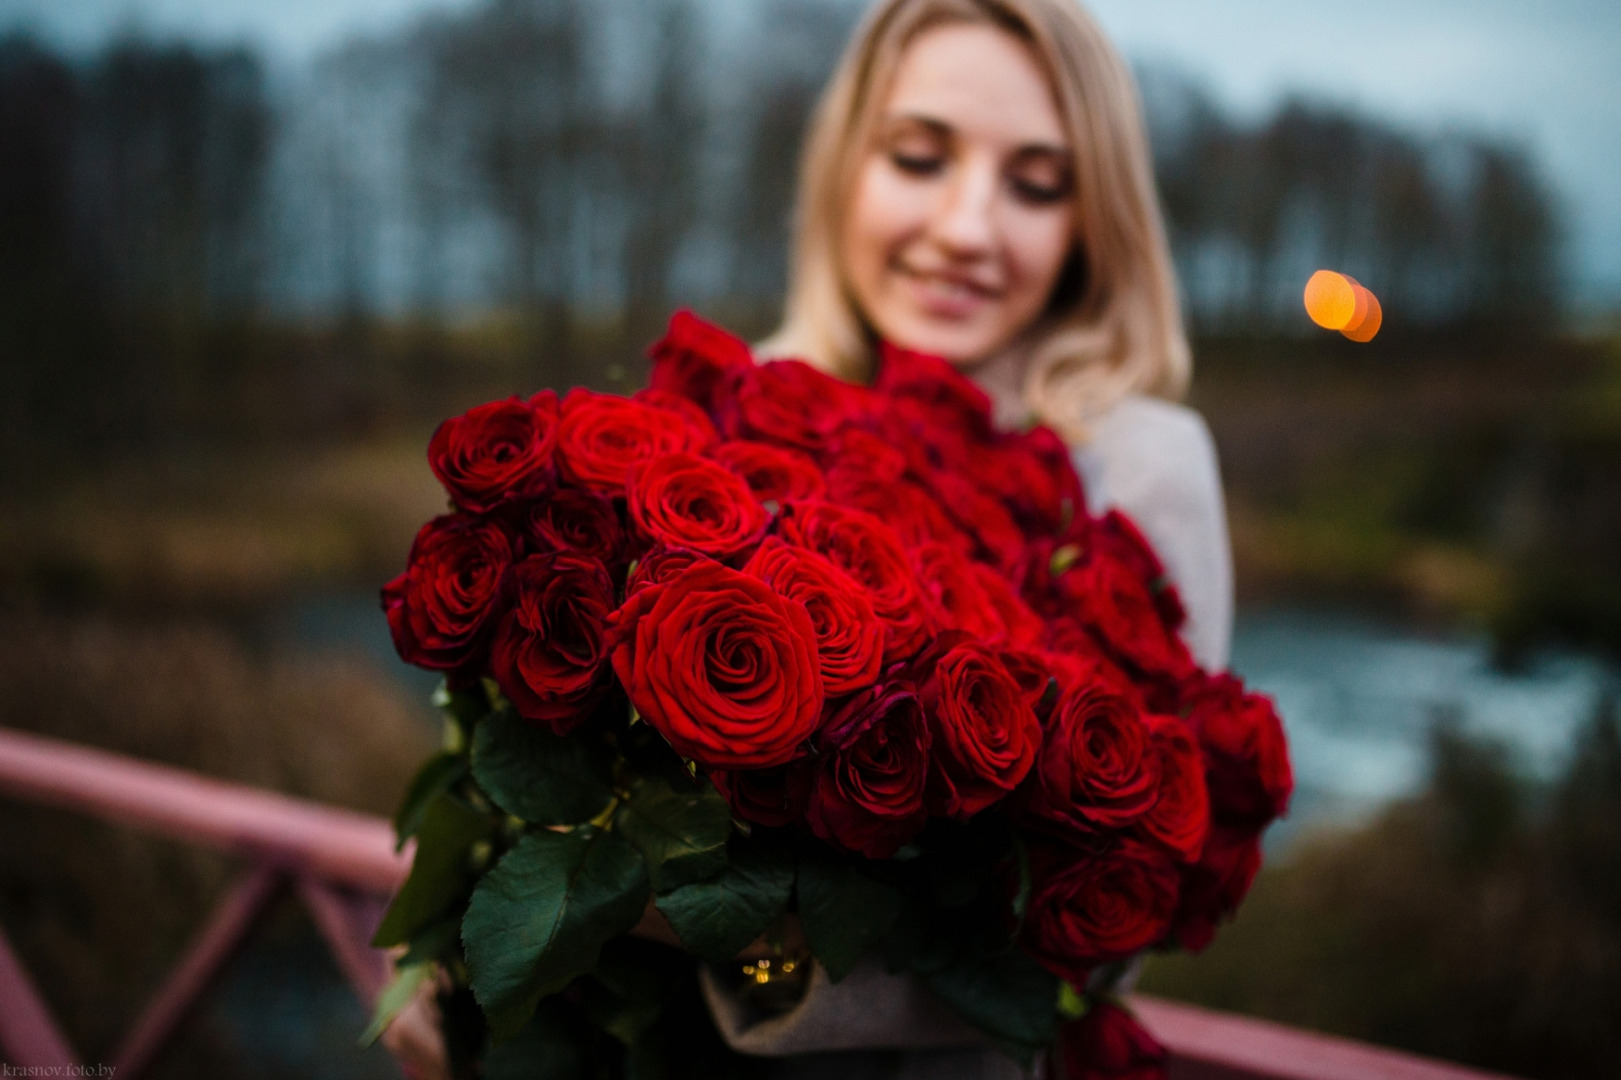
[
  {"x1": 827, "y1": 470, "x2": 962, "y2": 552},
  {"x1": 555, "y1": 388, "x2": 712, "y2": 494},
  {"x1": 709, "y1": 441, "x2": 827, "y2": 504},
  {"x1": 647, "y1": 309, "x2": 754, "y2": 417},
  {"x1": 627, "y1": 452, "x2": 769, "y2": 562},
  {"x1": 873, "y1": 341, "x2": 994, "y2": 439},
  {"x1": 1181, "y1": 672, "x2": 1292, "y2": 827},
  {"x1": 918, "y1": 640, "x2": 1040, "y2": 819},
  {"x1": 609, "y1": 560, "x2": 823, "y2": 769},
  {"x1": 971, "y1": 562, "x2": 1048, "y2": 648},
  {"x1": 823, "y1": 426, "x2": 908, "y2": 484},
  {"x1": 489, "y1": 551, "x2": 616, "y2": 733},
  {"x1": 777, "y1": 501, "x2": 935, "y2": 663},
  {"x1": 912, "y1": 541, "x2": 1004, "y2": 642},
  {"x1": 997, "y1": 646, "x2": 1057, "y2": 717},
  {"x1": 970, "y1": 426, "x2": 1084, "y2": 540},
  {"x1": 427, "y1": 392, "x2": 559, "y2": 513},
  {"x1": 519, "y1": 487, "x2": 628, "y2": 571},
  {"x1": 805, "y1": 681, "x2": 931, "y2": 859},
  {"x1": 1172, "y1": 825, "x2": 1262, "y2": 952},
  {"x1": 720, "y1": 359, "x2": 871, "y2": 454},
  {"x1": 625, "y1": 545, "x2": 708, "y2": 598},
  {"x1": 1095, "y1": 510, "x2": 1185, "y2": 634},
  {"x1": 1054, "y1": 1001, "x2": 1167, "y2": 1080},
  {"x1": 633, "y1": 387, "x2": 722, "y2": 444},
  {"x1": 1061, "y1": 541, "x2": 1194, "y2": 691},
  {"x1": 1140, "y1": 714, "x2": 1210, "y2": 863},
  {"x1": 1018, "y1": 668, "x2": 1160, "y2": 837},
  {"x1": 1024, "y1": 838, "x2": 1181, "y2": 982},
  {"x1": 924, "y1": 466, "x2": 1027, "y2": 573},
  {"x1": 711, "y1": 763, "x2": 811, "y2": 828},
  {"x1": 383, "y1": 513, "x2": 513, "y2": 672},
  {"x1": 746, "y1": 539, "x2": 883, "y2": 697}
]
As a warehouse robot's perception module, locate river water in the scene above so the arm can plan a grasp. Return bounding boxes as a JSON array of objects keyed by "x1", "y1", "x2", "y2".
[{"x1": 1231, "y1": 607, "x2": 1614, "y2": 850}]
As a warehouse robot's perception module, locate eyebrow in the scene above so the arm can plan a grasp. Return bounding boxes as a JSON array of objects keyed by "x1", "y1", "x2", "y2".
[{"x1": 881, "y1": 111, "x2": 1069, "y2": 159}]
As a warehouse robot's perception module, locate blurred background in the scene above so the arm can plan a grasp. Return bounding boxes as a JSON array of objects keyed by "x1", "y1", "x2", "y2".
[{"x1": 0, "y1": 0, "x2": 1617, "y2": 1076}]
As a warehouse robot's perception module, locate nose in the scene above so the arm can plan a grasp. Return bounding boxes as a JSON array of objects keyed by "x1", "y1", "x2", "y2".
[{"x1": 928, "y1": 155, "x2": 997, "y2": 258}]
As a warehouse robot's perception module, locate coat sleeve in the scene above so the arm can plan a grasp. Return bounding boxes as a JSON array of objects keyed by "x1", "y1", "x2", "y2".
[{"x1": 1073, "y1": 396, "x2": 1234, "y2": 670}]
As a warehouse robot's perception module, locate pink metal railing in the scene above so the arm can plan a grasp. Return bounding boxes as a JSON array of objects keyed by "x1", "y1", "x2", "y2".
[{"x1": 0, "y1": 725, "x2": 1518, "y2": 1080}]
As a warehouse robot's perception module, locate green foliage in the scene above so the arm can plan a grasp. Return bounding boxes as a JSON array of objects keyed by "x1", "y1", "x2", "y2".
[
  {"x1": 920, "y1": 946, "x2": 1058, "y2": 1066},
  {"x1": 393, "y1": 750, "x2": 468, "y2": 851},
  {"x1": 360, "y1": 960, "x2": 436, "y2": 1048},
  {"x1": 614, "y1": 775, "x2": 732, "y2": 894},
  {"x1": 373, "y1": 790, "x2": 493, "y2": 949},
  {"x1": 796, "y1": 849, "x2": 903, "y2": 982},
  {"x1": 656, "y1": 834, "x2": 795, "y2": 963},
  {"x1": 481, "y1": 999, "x2": 593, "y2": 1080},
  {"x1": 882, "y1": 896, "x2": 1058, "y2": 1066},
  {"x1": 471, "y1": 707, "x2": 615, "y2": 826},
  {"x1": 462, "y1": 827, "x2": 649, "y2": 1043}
]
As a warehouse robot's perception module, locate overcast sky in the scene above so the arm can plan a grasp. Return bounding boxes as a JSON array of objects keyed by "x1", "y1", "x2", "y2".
[{"x1": 4, "y1": 0, "x2": 1618, "y2": 308}]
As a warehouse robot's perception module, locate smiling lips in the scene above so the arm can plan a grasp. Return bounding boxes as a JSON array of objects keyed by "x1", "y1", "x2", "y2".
[{"x1": 895, "y1": 261, "x2": 1002, "y2": 319}]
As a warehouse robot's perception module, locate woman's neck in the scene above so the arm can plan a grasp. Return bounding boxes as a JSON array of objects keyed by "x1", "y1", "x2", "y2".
[{"x1": 963, "y1": 344, "x2": 1030, "y2": 430}]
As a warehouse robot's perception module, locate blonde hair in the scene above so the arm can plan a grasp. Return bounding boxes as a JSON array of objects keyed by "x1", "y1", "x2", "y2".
[{"x1": 759, "y1": 0, "x2": 1190, "y2": 439}]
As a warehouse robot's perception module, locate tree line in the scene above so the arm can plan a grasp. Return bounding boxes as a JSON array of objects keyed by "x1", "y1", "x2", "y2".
[{"x1": 0, "y1": 0, "x2": 1564, "y2": 474}]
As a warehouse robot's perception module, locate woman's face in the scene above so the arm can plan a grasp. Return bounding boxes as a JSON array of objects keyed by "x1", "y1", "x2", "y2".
[{"x1": 842, "y1": 22, "x2": 1076, "y2": 367}]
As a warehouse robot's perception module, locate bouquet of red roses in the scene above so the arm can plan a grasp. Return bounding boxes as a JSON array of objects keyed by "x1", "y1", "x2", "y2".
[{"x1": 371, "y1": 312, "x2": 1291, "y2": 1078}]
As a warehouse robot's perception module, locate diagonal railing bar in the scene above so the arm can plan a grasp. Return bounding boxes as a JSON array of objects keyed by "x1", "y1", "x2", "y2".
[
  {"x1": 110, "y1": 863, "x2": 288, "y2": 1079},
  {"x1": 0, "y1": 917, "x2": 79, "y2": 1069},
  {"x1": 1131, "y1": 996, "x2": 1520, "y2": 1080},
  {"x1": 0, "y1": 725, "x2": 1525, "y2": 1080},
  {"x1": 296, "y1": 874, "x2": 393, "y2": 1007},
  {"x1": 0, "y1": 726, "x2": 409, "y2": 894}
]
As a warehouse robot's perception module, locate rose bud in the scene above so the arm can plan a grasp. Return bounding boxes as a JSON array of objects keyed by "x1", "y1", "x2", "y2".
[
  {"x1": 1023, "y1": 837, "x2": 1180, "y2": 983},
  {"x1": 746, "y1": 538, "x2": 884, "y2": 697},
  {"x1": 382, "y1": 513, "x2": 513, "y2": 672},
  {"x1": 427, "y1": 392, "x2": 559, "y2": 514},
  {"x1": 918, "y1": 640, "x2": 1040, "y2": 820},
  {"x1": 1018, "y1": 666, "x2": 1161, "y2": 838},
  {"x1": 627, "y1": 452, "x2": 770, "y2": 563},
  {"x1": 489, "y1": 550, "x2": 616, "y2": 734},
  {"x1": 805, "y1": 680, "x2": 931, "y2": 859},
  {"x1": 555, "y1": 388, "x2": 712, "y2": 495}
]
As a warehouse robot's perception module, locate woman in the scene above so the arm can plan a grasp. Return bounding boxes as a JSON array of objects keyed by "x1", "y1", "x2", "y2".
[
  {"x1": 386, "y1": 0, "x2": 1229, "y2": 1074},
  {"x1": 700, "y1": 0, "x2": 1232, "y2": 1071}
]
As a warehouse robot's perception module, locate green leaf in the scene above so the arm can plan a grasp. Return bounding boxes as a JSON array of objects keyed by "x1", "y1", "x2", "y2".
[
  {"x1": 796, "y1": 851, "x2": 903, "y2": 982},
  {"x1": 482, "y1": 999, "x2": 592, "y2": 1080},
  {"x1": 656, "y1": 835, "x2": 794, "y2": 962},
  {"x1": 434, "y1": 678, "x2": 493, "y2": 727},
  {"x1": 614, "y1": 776, "x2": 732, "y2": 893},
  {"x1": 577, "y1": 955, "x2": 663, "y2": 1046},
  {"x1": 373, "y1": 791, "x2": 493, "y2": 948},
  {"x1": 400, "y1": 916, "x2": 463, "y2": 966},
  {"x1": 393, "y1": 751, "x2": 468, "y2": 851},
  {"x1": 359, "y1": 960, "x2": 434, "y2": 1048},
  {"x1": 471, "y1": 708, "x2": 614, "y2": 826},
  {"x1": 919, "y1": 946, "x2": 1059, "y2": 1067},
  {"x1": 462, "y1": 827, "x2": 649, "y2": 1043}
]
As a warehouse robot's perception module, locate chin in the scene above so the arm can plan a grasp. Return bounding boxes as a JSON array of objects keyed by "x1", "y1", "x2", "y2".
[{"x1": 886, "y1": 317, "x2": 1002, "y2": 367}]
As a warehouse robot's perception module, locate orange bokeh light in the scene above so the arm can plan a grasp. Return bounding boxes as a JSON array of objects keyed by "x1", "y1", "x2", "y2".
[
  {"x1": 1304, "y1": 270, "x2": 1357, "y2": 329},
  {"x1": 1304, "y1": 270, "x2": 1381, "y2": 342}
]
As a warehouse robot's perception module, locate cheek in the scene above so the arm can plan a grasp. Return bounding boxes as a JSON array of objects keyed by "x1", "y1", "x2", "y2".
[
  {"x1": 845, "y1": 162, "x2": 931, "y2": 287},
  {"x1": 1001, "y1": 209, "x2": 1074, "y2": 299}
]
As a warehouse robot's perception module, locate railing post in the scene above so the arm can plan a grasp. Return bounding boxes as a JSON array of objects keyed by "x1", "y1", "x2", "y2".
[
  {"x1": 110, "y1": 863, "x2": 286, "y2": 1079},
  {"x1": 0, "y1": 919, "x2": 79, "y2": 1069}
]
